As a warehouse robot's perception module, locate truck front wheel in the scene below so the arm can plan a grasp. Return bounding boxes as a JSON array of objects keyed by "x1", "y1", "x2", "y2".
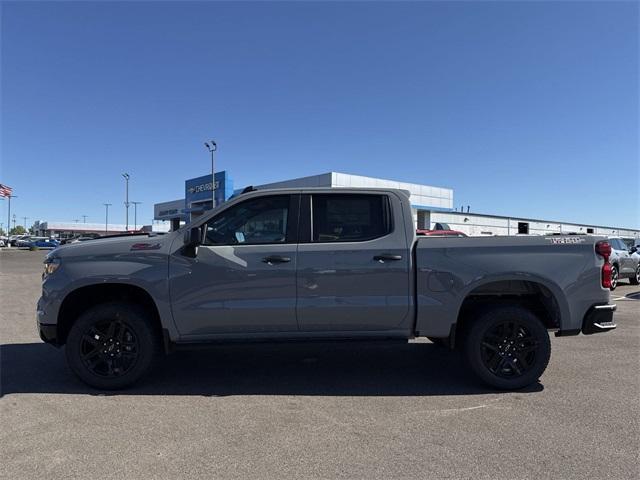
[
  {"x1": 65, "y1": 302, "x2": 159, "y2": 390},
  {"x1": 462, "y1": 306, "x2": 551, "y2": 390}
]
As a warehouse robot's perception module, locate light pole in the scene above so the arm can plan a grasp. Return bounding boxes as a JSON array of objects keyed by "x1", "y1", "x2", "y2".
[
  {"x1": 103, "y1": 203, "x2": 112, "y2": 233},
  {"x1": 23, "y1": 216, "x2": 29, "y2": 229},
  {"x1": 131, "y1": 201, "x2": 142, "y2": 230},
  {"x1": 122, "y1": 173, "x2": 130, "y2": 231},
  {"x1": 12, "y1": 214, "x2": 16, "y2": 231},
  {"x1": 6, "y1": 194, "x2": 16, "y2": 235},
  {"x1": 204, "y1": 141, "x2": 217, "y2": 209},
  {"x1": 82, "y1": 215, "x2": 88, "y2": 223}
]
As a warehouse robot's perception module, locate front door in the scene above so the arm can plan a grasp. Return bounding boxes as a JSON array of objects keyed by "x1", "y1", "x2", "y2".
[
  {"x1": 169, "y1": 194, "x2": 299, "y2": 338},
  {"x1": 296, "y1": 192, "x2": 412, "y2": 333}
]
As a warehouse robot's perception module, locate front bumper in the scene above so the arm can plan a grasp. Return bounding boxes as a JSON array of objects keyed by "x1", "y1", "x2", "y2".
[
  {"x1": 37, "y1": 294, "x2": 60, "y2": 346},
  {"x1": 38, "y1": 322, "x2": 59, "y2": 345},
  {"x1": 582, "y1": 304, "x2": 617, "y2": 335}
]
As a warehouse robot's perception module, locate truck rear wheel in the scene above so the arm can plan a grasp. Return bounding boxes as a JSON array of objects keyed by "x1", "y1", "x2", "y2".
[
  {"x1": 462, "y1": 306, "x2": 551, "y2": 390},
  {"x1": 65, "y1": 302, "x2": 159, "y2": 390}
]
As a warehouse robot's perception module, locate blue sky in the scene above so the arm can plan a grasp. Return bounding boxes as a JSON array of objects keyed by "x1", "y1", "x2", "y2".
[{"x1": 1, "y1": 1, "x2": 638, "y2": 230}]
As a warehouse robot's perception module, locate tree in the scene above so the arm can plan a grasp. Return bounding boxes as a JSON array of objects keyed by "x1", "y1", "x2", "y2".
[{"x1": 9, "y1": 225, "x2": 26, "y2": 235}]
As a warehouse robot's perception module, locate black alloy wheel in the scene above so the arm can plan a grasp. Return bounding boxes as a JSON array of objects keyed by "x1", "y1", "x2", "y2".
[
  {"x1": 480, "y1": 321, "x2": 538, "y2": 378},
  {"x1": 463, "y1": 306, "x2": 551, "y2": 390},
  {"x1": 79, "y1": 319, "x2": 140, "y2": 378},
  {"x1": 66, "y1": 302, "x2": 159, "y2": 390}
]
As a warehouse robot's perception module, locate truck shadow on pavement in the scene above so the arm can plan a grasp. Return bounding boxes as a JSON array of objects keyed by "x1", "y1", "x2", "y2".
[{"x1": 1, "y1": 341, "x2": 543, "y2": 397}]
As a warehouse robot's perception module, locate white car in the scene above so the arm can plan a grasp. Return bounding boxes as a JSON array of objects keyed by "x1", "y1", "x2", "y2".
[{"x1": 608, "y1": 236, "x2": 640, "y2": 289}]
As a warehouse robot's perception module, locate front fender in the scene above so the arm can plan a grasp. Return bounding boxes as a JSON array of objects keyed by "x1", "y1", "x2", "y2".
[{"x1": 40, "y1": 252, "x2": 179, "y2": 341}]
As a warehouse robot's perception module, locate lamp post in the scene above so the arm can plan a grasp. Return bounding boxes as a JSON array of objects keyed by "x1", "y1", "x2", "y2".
[
  {"x1": 6, "y1": 194, "x2": 16, "y2": 235},
  {"x1": 103, "y1": 203, "x2": 112, "y2": 233},
  {"x1": 122, "y1": 173, "x2": 130, "y2": 231},
  {"x1": 82, "y1": 215, "x2": 88, "y2": 223},
  {"x1": 131, "y1": 201, "x2": 142, "y2": 230},
  {"x1": 12, "y1": 214, "x2": 16, "y2": 231},
  {"x1": 23, "y1": 216, "x2": 29, "y2": 229},
  {"x1": 204, "y1": 141, "x2": 217, "y2": 209}
]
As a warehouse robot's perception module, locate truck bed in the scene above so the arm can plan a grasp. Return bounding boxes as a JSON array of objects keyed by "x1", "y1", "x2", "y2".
[{"x1": 414, "y1": 235, "x2": 610, "y2": 337}]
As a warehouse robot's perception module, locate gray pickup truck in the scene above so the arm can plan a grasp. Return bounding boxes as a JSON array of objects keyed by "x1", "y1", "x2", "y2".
[{"x1": 38, "y1": 188, "x2": 617, "y2": 390}]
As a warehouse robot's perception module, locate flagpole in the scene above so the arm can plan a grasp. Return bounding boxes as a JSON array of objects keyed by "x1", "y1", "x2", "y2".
[
  {"x1": 1, "y1": 185, "x2": 16, "y2": 239},
  {"x1": 7, "y1": 195, "x2": 12, "y2": 236}
]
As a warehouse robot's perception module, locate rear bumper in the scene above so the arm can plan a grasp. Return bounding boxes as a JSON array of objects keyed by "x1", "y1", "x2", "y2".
[
  {"x1": 555, "y1": 303, "x2": 617, "y2": 337},
  {"x1": 581, "y1": 304, "x2": 617, "y2": 335}
]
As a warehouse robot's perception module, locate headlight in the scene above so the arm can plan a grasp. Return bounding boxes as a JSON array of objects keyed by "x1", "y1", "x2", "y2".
[{"x1": 43, "y1": 258, "x2": 61, "y2": 279}]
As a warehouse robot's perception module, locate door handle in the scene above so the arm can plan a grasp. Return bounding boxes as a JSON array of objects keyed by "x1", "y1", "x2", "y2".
[
  {"x1": 373, "y1": 253, "x2": 403, "y2": 262},
  {"x1": 262, "y1": 255, "x2": 291, "y2": 264}
]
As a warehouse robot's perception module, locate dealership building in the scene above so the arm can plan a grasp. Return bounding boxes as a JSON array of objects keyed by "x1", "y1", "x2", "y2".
[
  {"x1": 33, "y1": 220, "x2": 170, "y2": 238},
  {"x1": 154, "y1": 171, "x2": 640, "y2": 240}
]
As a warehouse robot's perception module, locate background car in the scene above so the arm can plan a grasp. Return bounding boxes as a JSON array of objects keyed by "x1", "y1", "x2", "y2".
[
  {"x1": 28, "y1": 238, "x2": 60, "y2": 249},
  {"x1": 608, "y1": 236, "x2": 640, "y2": 289},
  {"x1": 16, "y1": 236, "x2": 34, "y2": 247},
  {"x1": 9, "y1": 234, "x2": 29, "y2": 246}
]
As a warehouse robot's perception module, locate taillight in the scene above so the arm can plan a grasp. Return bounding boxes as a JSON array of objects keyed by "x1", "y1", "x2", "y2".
[
  {"x1": 596, "y1": 241, "x2": 612, "y2": 288},
  {"x1": 601, "y1": 263, "x2": 612, "y2": 289},
  {"x1": 595, "y1": 241, "x2": 611, "y2": 260}
]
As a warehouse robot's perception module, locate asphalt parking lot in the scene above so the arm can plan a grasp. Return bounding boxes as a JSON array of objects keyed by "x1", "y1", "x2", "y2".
[{"x1": 1, "y1": 249, "x2": 639, "y2": 480}]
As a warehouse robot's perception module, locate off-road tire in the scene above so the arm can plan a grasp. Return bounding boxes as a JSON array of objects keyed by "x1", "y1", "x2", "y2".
[
  {"x1": 462, "y1": 306, "x2": 551, "y2": 390},
  {"x1": 65, "y1": 302, "x2": 159, "y2": 390}
]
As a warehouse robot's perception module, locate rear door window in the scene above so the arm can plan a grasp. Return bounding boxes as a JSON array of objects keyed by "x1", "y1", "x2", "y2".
[{"x1": 311, "y1": 194, "x2": 392, "y2": 243}]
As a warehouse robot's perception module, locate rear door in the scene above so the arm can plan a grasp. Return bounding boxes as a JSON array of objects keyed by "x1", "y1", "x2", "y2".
[
  {"x1": 296, "y1": 192, "x2": 412, "y2": 333},
  {"x1": 169, "y1": 194, "x2": 300, "y2": 337}
]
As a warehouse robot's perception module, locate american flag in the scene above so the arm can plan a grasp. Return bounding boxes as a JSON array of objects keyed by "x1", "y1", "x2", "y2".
[{"x1": 0, "y1": 183, "x2": 13, "y2": 197}]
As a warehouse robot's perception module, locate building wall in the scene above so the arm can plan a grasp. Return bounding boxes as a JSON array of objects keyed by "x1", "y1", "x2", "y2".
[
  {"x1": 34, "y1": 221, "x2": 169, "y2": 237},
  {"x1": 257, "y1": 172, "x2": 334, "y2": 189},
  {"x1": 429, "y1": 211, "x2": 640, "y2": 238},
  {"x1": 257, "y1": 172, "x2": 453, "y2": 211},
  {"x1": 154, "y1": 199, "x2": 188, "y2": 222},
  {"x1": 330, "y1": 172, "x2": 453, "y2": 210}
]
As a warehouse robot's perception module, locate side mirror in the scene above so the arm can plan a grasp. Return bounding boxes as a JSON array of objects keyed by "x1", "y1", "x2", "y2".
[{"x1": 183, "y1": 227, "x2": 201, "y2": 248}]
